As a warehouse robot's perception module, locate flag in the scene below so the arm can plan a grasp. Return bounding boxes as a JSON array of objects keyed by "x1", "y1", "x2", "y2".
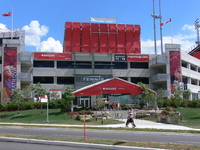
[
  {"x1": 160, "y1": 18, "x2": 172, "y2": 26},
  {"x1": 2, "y1": 11, "x2": 12, "y2": 17}
]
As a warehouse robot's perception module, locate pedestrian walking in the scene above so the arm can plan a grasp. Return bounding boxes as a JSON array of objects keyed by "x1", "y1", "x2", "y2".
[{"x1": 125, "y1": 108, "x2": 136, "y2": 128}]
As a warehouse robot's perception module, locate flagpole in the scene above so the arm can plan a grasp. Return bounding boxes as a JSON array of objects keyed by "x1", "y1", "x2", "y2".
[
  {"x1": 152, "y1": 0, "x2": 157, "y2": 55},
  {"x1": 11, "y1": 7, "x2": 14, "y2": 39},
  {"x1": 170, "y1": 18, "x2": 173, "y2": 44},
  {"x1": 159, "y1": 0, "x2": 163, "y2": 54}
]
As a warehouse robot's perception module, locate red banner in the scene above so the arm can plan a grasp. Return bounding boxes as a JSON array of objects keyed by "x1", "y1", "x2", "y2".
[
  {"x1": 109, "y1": 24, "x2": 117, "y2": 53},
  {"x1": 127, "y1": 54, "x2": 149, "y2": 62},
  {"x1": 64, "y1": 22, "x2": 72, "y2": 52},
  {"x1": 2, "y1": 47, "x2": 17, "y2": 102},
  {"x1": 100, "y1": 23, "x2": 108, "y2": 53},
  {"x1": 34, "y1": 53, "x2": 72, "y2": 60},
  {"x1": 117, "y1": 24, "x2": 125, "y2": 53},
  {"x1": 63, "y1": 22, "x2": 141, "y2": 54},
  {"x1": 170, "y1": 51, "x2": 182, "y2": 95},
  {"x1": 82, "y1": 23, "x2": 90, "y2": 52},
  {"x1": 72, "y1": 22, "x2": 81, "y2": 52}
]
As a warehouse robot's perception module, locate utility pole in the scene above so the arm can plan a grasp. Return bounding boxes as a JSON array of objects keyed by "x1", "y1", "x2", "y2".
[
  {"x1": 195, "y1": 18, "x2": 200, "y2": 45},
  {"x1": 151, "y1": 0, "x2": 162, "y2": 54}
]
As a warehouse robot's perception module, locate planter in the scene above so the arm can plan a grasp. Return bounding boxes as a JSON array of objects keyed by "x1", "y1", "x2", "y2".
[
  {"x1": 157, "y1": 116, "x2": 178, "y2": 124},
  {"x1": 167, "y1": 116, "x2": 178, "y2": 124},
  {"x1": 72, "y1": 115, "x2": 92, "y2": 120}
]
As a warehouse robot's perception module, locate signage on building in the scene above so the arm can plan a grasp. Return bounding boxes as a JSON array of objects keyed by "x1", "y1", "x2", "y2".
[
  {"x1": 75, "y1": 75, "x2": 112, "y2": 87},
  {"x1": 34, "y1": 52, "x2": 72, "y2": 60},
  {"x1": 82, "y1": 76, "x2": 104, "y2": 83},
  {"x1": 127, "y1": 54, "x2": 149, "y2": 62},
  {"x1": 169, "y1": 51, "x2": 182, "y2": 96},
  {"x1": 114, "y1": 54, "x2": 127, "y2": 61},
  {"x1": 2, "y1": 47, "x2": 17, "y2": 103}
]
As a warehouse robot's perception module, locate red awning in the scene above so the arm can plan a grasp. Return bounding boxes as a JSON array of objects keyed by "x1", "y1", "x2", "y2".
[{"x1": 73, "y1": 78, "x2": 145, "y2": 96}]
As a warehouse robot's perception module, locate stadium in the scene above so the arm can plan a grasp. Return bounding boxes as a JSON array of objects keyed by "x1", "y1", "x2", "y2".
[{"x1": 1, "y1": 21, "x2": 200, "y2": 107}]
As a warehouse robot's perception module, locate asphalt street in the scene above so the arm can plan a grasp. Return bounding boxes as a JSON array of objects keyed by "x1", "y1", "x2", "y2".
[{"x1": 0, "y1": 119, "x2": 200, "y2": 150}]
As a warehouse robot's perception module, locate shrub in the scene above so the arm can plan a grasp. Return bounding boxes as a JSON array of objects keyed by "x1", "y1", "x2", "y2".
[
  {"x1": 7, "y1": 101, "x2": 18, "y2": 111},
  {"x1": 136, "y1": 113, "x2": 146, "y2": 119},
  {"x1": 188, "y1": 100, "x2": 200, "y2": 108},
  {"x1": 49, "y1": 100, "x2": 59, "y2": 109},
  {"x1": 161, "y1": 109, "x2": 170, "y2": 116},
  {"x1": 76, "y1": 115, "x2": 81, "y2": 120},
  {"x1": 120, "y1": 103, "x2": 126, "y2": 109},
  {"x1": 79, "y1": 109, "x2": 94, "y2": 115},
  {"x1": 163, "y1": 98, "x2": 171, "y2": 107},
  {"x1": 180, "y1": 100, "x2": 188, "y2": 107}
]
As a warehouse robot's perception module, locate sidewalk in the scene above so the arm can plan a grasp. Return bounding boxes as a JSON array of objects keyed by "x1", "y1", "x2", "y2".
[
  {"x1": 0, "y1": 119, "x2": 199, "y2": 131},
  {"x1": 94, "y1": 119, "x2": 200, "y2": 130}
]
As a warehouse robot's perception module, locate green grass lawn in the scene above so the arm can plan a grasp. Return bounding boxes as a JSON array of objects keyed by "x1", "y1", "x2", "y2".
[
  {"x1": 143, "y1": 107, "x2": 200, "y2": 129},
  {"x1": 0, "y1": 109, "x2": 122, "y2": 125},
  {"x1": 175, "y1": 108, "x2": 200, "y2": 128},
  {"x1": 0, "y1": 108, "x2": 200, "y2": 129}
]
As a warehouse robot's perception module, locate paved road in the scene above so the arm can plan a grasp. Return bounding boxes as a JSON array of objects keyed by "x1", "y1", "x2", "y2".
[
  {"x1": 0, "y1": 126, "x2": 199, "y2": 145},
  {"x1": 0, "y1": 141, "x2": 100, "y2": 150}
]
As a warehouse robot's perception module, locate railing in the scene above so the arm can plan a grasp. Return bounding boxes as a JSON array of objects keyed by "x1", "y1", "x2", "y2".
[
  {"x1": 149, "y1": 55, "x2": 168, "y2": 66},
  {"x1": 20, "y1": 55, "x2": 32, "y2": 62},
  {"x1": 150, "y1": 74, "x2": 169, "y2": 82},
  {"x1": 19, "y1": 73, "x2": 32, "y2": 80}
]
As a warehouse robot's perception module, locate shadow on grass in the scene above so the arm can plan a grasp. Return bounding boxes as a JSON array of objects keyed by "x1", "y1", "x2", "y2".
[
  {"x1": 11, "y1": 115, "x2": 32, "y2": 120},
  {"x1": 48, "y1": 109, "x2": 75, "y2": 116},
  {"x1": 0, "y1": 114, "x2": 14, "y2": 118},
  {"x1": 113, "y1": 141, "x2": 127, "y2": 145},
  {"x1": 190, "y1": 117, "x2": 200, "y2": 119}
]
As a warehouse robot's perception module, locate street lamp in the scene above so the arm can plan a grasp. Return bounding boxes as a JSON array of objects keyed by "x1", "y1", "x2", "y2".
[
  {"x1": 151, "y1": 0, "x2": 162, "y2": 55},
  {"x1": 195, "y1": 18, "x2": 200, "y2": 45}
]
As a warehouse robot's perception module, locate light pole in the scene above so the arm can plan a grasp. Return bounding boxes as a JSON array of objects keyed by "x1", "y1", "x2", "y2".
[
  {"x1": 195, "y1": 18, "x2": 200, "y2": 45},
  {"x1": 151, "y1": 0, "x2": 162, "y2": 54}
]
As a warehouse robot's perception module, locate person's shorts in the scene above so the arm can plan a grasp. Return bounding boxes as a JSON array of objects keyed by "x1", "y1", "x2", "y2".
[{"x1": 128, "y1": 118, "x2": 133, "y2": 123}]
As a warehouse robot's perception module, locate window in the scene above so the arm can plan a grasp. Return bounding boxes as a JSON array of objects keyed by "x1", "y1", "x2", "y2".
[
  {"x1": 57, "y1": 61, "x2": 74, "y2": 68},
  {"x1": 190, "y1": 65, "x2": 196, "y2": 71},
  {"x1": 191, "y1": 79, "x2": 197, "y2": 85},
  {"x1": 57, "y1": 77, "x2": 74, "y2": 84},
  {"x1": 130, "y1": 62, "x2": 149, "y2": 69},
  {"x1": 34, "y1": 61, "x2": 54, "y2": 68},
  {"x1": 112, "y1": 62, "x2": 127, "y2": 69},
  {"x1": 118, "y1": 77, "x2": 128, "y2": 81},
  {"x1": 131, "y1": 77, "x2": 149, "y2": 84},
  {"x1": 95, "y1": 62, "x2": 112, "y2": 69},
  {"x1": 33, "y1": 77, "x2": 54, "y2": 84},
  {"x1": 182, "y1": 61, "x2": 187, "y2": 68},
  {"x1": 75, "y1": 61, "x2": 92, "y2": 69}
]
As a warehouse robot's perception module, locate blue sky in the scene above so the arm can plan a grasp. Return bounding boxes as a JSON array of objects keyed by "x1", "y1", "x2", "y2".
[{"x1": 0, "y1": 0, "x2": 199, "y2": 54}]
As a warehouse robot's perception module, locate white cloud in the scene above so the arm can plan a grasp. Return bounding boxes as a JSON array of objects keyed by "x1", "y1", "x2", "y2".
[
  {"x1": 22, "y1": 20, "x2": 63, "y2": 52},
  {"x1": 182, "y1": 24, "x2": 196, "y2": 32},
  {"x1": 141, "y1": 24, "x2": 197, "y2": 54},
  {"x1": 37, "y1": 37, "x2": 63, "y2": 52},
  {"x1": 0, "y1": 23, "x2": 10, "y2": 32}
]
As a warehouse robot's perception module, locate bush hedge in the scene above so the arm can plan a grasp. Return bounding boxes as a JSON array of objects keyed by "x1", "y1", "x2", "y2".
[
  {"x1": 0, "y1": 99, "x2": 70, "y2": 111},
  {"x1": 0, "y1": 98, "x2": 200, "y2": 112}
]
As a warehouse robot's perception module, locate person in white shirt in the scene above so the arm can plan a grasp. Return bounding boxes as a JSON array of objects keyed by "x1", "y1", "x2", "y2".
[{"x1": 125, "y1": 108, "x2": 136, "y2": 128}]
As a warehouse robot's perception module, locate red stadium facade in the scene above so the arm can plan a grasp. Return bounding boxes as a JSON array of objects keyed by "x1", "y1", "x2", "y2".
[{"x1": 64, "y1": 22, "x2": 141, "y2": 54}]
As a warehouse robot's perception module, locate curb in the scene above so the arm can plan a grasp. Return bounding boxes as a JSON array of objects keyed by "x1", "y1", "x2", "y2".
[{"x1": 0, "y1": 137, "x2": 167, "y2": 150}]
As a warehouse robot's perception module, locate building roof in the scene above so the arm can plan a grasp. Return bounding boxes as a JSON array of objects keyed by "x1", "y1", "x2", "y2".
[
  {"x1": 73, "y1": 77, "x2": 146, "y2": 96},
  {"x1": 188, "y1": 45, "x2": 200, "y2": 55}
]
